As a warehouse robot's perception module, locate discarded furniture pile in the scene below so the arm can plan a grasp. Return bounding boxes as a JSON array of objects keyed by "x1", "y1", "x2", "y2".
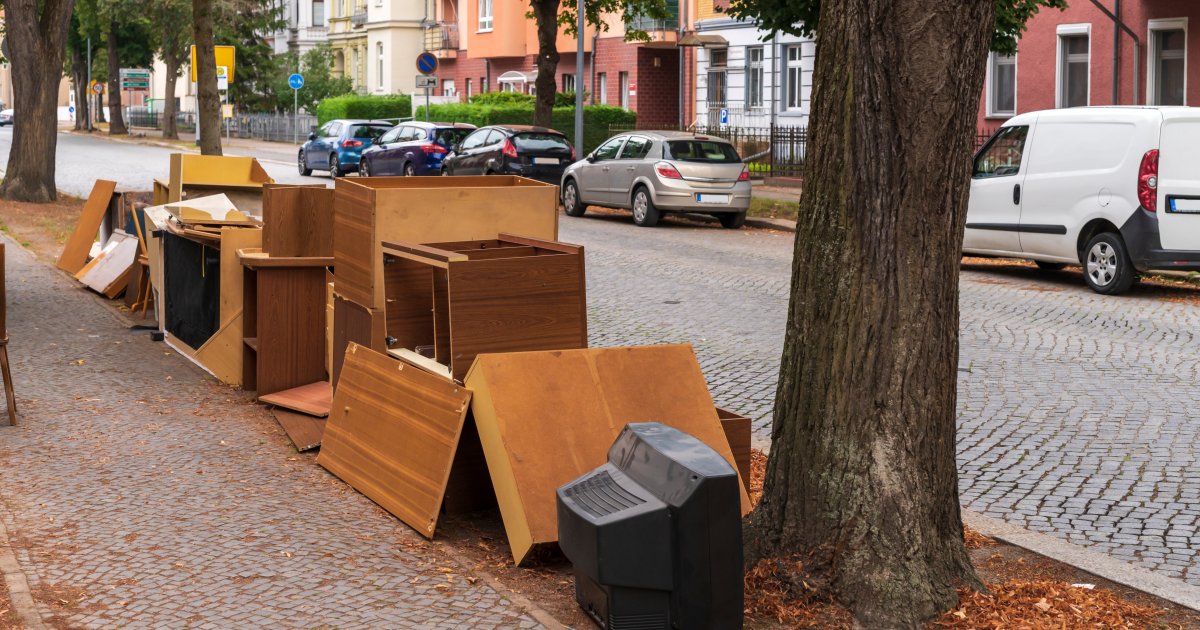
[{"x1": 61, "y1": 163, "x2": 754, "y2": 602}]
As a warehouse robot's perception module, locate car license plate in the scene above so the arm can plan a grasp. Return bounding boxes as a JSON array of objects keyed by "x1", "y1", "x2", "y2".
[
  {"x1": 697, "y1": 194, "x2": 731, "y2": 204},
  {"x1": 533, "y1": 157, "x2": 559, "y2": 165},
  {"x1": 1169, "y1": 197, "x2": 1200, "y2": 214}
]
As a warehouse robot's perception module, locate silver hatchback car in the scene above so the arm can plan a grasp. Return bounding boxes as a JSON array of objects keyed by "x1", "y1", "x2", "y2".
[{"x1": 560, "y1": 131, "x2": 752, "y2": 228}]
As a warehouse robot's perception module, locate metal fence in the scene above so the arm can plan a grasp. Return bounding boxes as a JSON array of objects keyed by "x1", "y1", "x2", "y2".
[
  {"x1": 611, "y1": 123, "x2": 1004, "y2": 179},
  {"x1": 126, "y1": 108, "x2": 319, "y2": 144},
  {"x1": 126, "y1": 109, "x2": 197, "y2": 132}
]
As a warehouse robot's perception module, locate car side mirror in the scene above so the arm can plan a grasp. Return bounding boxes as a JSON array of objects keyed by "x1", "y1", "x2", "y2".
[
  {"x1": 586, "y1": 153, "x2": 596, "y2": 163},
  {"x1": 308, "y1": 132, "x2": 317, "y2": 141}
]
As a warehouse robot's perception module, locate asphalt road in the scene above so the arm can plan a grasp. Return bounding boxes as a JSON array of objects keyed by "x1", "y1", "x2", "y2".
[{"x1": 3, "y1": 128, "x2": 1200, "y2": 589}]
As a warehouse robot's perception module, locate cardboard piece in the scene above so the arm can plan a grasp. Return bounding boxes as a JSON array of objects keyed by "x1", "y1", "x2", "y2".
[
  {"x1": 271, "y1": 408, "x2": 326, "y2": 451},
  {"x1": 317, "y1": 344, "x2": 472, "y2": 539},
  {"x1": 165, "y1": 193, "x2": 252, "y2": 225},
  {"x1": 716, "y1": 407, "x2": 753, "y2": 493},
  {"x1": 465, "y1": 345, "x2": 752, "y2": 565},
  {"x1": 258, "y1": 381, "x2": 332, "y2": 418},
  {"x1": 57, "y1": 179, "x2": 118, "y2": 273}
]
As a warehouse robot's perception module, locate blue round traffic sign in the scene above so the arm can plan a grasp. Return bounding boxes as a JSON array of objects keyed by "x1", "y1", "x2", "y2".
[
  {"x1": 416, "y1": 52, "x2": 438, "y2": 76},
  {"x1": 288, "y1": 73, "x2": 305, "y2": 90}
]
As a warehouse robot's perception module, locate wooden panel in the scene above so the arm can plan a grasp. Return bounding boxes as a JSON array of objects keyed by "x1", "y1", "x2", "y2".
[
  {"x1": 383, "y1": 257, "x2": 436, "y2": 351},
  {"x1": 219, "y1": 227, "x2": 263, "y2": 328},
  {"x1": 260, "y1": 381, "x2": 332, "y2": 417},
  {"x1": 331, "y1": 294, "x2": 386, "y2": 387},
  {"x1": 263, "y1": 185, "x2": 334, "y2": 257},
  {"x1": 80, "y1": 234, "x2": 137, "y2": 296},
  {"x1": 716, "y1": 408, "x2": 752, "y2": 493},
  {"x1": 445, "y1": 253, "x2": 586, "y2": 381},
  {"x1": 432, "y1": 272, "x2": 450, "y2": 364},
  {"x1": 465, "y1": 345, "x2": 751, "y2": 565},
  {"x1": 193, "y1": 314, "x2": 245, "y2": 386},
  {"x1": 442, "y1": 414, "x2": 497, "y2": 514},
  {"x1": 254, "y1": 266, "x2": 327, "y2": 396},
  {"x1": 332, "y1": 183, "x2": 376, "y2": 308},
  {"x1": 57, "y1": 179, "x2": 117, "y2": 273},
  {"x1": 271, "y1": 408, "x2": 325, "y2": 452},
  {"x1": 317, "y1": 344, "x2": 472, "y2": 538}
]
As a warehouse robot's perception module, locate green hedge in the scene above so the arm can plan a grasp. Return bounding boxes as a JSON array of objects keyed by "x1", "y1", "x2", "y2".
[
  {"x1": 316, "y1": 94, "x2": 414, "y2": 125},
  {"x1": 413, "y1": 103, "x2": 635, "y2": 154}
]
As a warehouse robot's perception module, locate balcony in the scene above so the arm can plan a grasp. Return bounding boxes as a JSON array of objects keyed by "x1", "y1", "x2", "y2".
[
  {"x1": 424, "y1": 23, "x2": 459, "y2": 58},
  {"x1": 628, "y1": 0, "x2": 678, "y2": 32},
  {"x1": 351, "y1": 9, "x2": 367, "y2": 27}
]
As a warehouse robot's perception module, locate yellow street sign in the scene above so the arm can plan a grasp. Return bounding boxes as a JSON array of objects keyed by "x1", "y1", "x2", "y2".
[
  {"x1": 190, "y1": 45, "x2": 236, "y2": 83},
  {"x1": 222, "y1": 104, "x2": 234, "y2": 119}
]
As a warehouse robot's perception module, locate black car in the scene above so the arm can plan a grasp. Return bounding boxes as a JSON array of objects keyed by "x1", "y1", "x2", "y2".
[{"x1": 442, "y1": 124, "x2": 575, "y2": 184}]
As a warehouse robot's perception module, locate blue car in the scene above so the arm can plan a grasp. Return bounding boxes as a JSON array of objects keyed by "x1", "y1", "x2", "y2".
[
  {"x1": 358, "y1": 121, "x2": 477, "y2": 177},
  {"x1": 298, "y1": 119, "x2": 393, "y2": 178}
]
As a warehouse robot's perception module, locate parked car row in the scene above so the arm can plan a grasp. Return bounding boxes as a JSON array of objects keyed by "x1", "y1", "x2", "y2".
[{"x1": 298, "y1": 119, "x2": 751, "y2": 229}]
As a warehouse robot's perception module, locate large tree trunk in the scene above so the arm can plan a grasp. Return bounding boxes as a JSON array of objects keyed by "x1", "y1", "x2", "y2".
[
  {"x1": 0, "y1": 0, "x2": 75, "y2": 202},
  {"x1": 745, "y1": 2, "x2": 994, "y2": 627},
  {"x1": 530, "y1": 0, "x2": 560, "y2": 128},
  {"x1": 106, "y1": 19, "x2": 128, "y2": 135},
  {"x1": 70, "y1": 47, "x2": 90, "y2": 131},
  {"x1": 192, "y1": 0, "x2": 222, "y2": 155}
]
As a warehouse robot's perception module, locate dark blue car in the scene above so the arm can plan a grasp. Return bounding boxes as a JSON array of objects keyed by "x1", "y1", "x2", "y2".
[
  {"x1": 298, "y1": 119, "x2": 393, "y2": 178},
  {"x1": 358, "y1": 122, "x2": 477, "y2": 177}
]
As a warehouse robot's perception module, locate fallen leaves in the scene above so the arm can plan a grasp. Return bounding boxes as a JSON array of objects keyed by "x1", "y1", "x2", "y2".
[{"x1": 932, "y1": 580, "x2": 1170, "y2": 629}]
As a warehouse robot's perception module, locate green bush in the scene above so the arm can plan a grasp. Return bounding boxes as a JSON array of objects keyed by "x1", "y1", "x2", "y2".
[
  {"x1": 469, "y1": 91, "x2": 535, "y2": 106},
  {"x1": 415, "y1": 103, "x2": 636, "y2": 154},
  {"x1": 316, "y1": 94, "x2": 414, "y2": 125}
]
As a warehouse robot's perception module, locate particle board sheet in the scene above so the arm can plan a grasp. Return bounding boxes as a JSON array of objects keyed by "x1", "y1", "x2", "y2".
[
  {"x1": 258, "y1": 381, "x2": 332, "y2": 418},
  {"x1": 331, "y1": 294, "x2": 386, "y2": 386},
  {"x1": 79, "y1": 233, "x2": 137, "y2": 297},
  {"x1": 465, "y1": 345, "x2": 752, "y2": 565},
  {"x1": 218, "y1": 227, "x2": 263, "y2": 328},
  {"x1": 263, "y1": 185, "x2": 334, "y2": 257},
  {"x1": 165, "y1": 193, "x2": 251, "y2": 225},
  {"x1": 192, "y1": 314, "x2": 245, "y2": 386},
  {"x1": 716, "y1": 407, "x2": 753, "y2": 493},
  {"x1": 271, "y1": 407, "x2": 326, "y2": 452},
  {"x1": 317, "y1": 343, "x2": 472, "y2": 538},
  {"x1": 57, "y1": 179, "x2": 118, "y2": 274}
]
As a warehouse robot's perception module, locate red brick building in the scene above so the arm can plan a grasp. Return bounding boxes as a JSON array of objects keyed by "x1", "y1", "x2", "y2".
[{"x1": 980, "y1": 1, "x2": 1200, "y2": 128}]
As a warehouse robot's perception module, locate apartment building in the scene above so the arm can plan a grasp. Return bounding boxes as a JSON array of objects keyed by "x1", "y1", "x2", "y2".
[
  {"x1": 329, "y1": 0, "x2": 427, "y2": 94},
  {"x1": 270, "y1": 0, "x2": 330, "y2": 55},
  {"x1": 979, "y1": 1, "x2": 1200, "y2": 127}
]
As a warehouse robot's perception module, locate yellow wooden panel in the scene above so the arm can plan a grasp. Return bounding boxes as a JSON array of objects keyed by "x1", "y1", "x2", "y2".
[
  {"x1": 193, "y1": 313, "x2": 245, "y2": 386},
  {"x1": 57, "y1": 179, "x2": 117, "y2": 274},
  {"x1": 219, "y1": 227, "x2": 263, "y2": 328}
]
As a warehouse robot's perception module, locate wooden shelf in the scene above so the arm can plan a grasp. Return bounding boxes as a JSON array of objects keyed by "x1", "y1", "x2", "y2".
[{"x1": 244, "y1": 337, "x2": 258, "y2": 351}]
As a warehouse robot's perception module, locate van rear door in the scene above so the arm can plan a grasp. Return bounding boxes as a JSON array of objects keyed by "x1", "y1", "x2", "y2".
[{"x1": 1157, "y1": 113, "x2": 1200, "y2": 250}]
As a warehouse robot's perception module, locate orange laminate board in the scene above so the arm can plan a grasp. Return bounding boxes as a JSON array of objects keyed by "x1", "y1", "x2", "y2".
[
  {"x1": 57, "y1": 180, "x2": 117, "y2": 274},
  {"x1": 317, "y1": 343, "x2": 472, "y2": 538},
  {"x1": 271, "y1": 408, "x2": 326, "y2": 452},
  {"x1": 465, "y1": 345, "x2": 752, "y2": 565},
  {"x1": 258, "y1": 381, "x2": 332, "y2": 418}
]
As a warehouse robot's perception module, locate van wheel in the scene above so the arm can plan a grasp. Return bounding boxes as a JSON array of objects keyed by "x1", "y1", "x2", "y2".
[
  {"x1": 718, "y1": 212, "x2": 746, "y2": 229},
  {"x1": 1082, "y1": 232, "x2": 1137, "y2": 295},
  {"x1": 1035, "y1": 261, "x2": 1066, "y2": 271}
]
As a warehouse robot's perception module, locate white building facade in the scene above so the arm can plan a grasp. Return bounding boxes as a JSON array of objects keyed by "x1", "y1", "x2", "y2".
[
  {"x1": 693, "y1": 17, "x2": 814, "y2": 128},
  {"x1": 271, "y1": 0, "x2": 331, "y2": 55}
]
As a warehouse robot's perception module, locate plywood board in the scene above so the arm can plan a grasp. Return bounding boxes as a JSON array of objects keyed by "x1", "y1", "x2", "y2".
[
  {"x1": 271, "y1": 408, "x2": 326, "y2": 451},
  {"x1": 263, "y1": 185, "x2": 334, "y2": 257},
  {"x1": 717, "y1": 407, "x2": 753, "y2": 493},
  {"x1": 258, "y1": 381, "x2": 332, "y2": 417},
  {"x1": 331, "y1": 294, "x2": 386, "y2": 386},
  {"x1": 317, "y1": 344, "x2": 472, "y2": 538},
  {"x1": 465, "y1": 345, "x2": 752, "y2": 565},
  {"x1": 219, "y1": 227, "x2": 263, "y2": 328},
  {"x1": 80, "y1": 234, "x2": 137, "y2": 296},
  {"x1": 57, "y1": 180, "x2": 118, "y2": 274},
  {"x1": 193, "y1": 314, "x2": 245, "y2": 386}
]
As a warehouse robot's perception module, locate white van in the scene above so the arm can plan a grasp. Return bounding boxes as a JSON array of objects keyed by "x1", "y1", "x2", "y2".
[{"x1": 965, "y1": 107, "x2": 1200, "y2": 294}]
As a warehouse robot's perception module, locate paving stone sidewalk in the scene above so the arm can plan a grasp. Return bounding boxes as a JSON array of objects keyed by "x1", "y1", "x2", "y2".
[{"x1": 0, "y1": 239, "x2": 542, "y2": 629}]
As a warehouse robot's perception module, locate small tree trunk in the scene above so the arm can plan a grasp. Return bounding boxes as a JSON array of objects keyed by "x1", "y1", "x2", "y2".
[
  {"x1": 162, "y1": 53, "x2": 180, "y2": 139},
  {"x1": 106, "y1": 19, "x2": 128, "y2": 135},
  {"x1": 70, "y1": 47, "x2": 89, "y2": 131},
  {"x1": 97, "y1": 91, "x2": 107, "y2": 123},
  {"x1": 530, "y1": 0, "x2": 560, "y2": 128},
  {"x1": 745, "y1": 2, "x2": 994, "y2": 627},
  {"x1": 192, "y1": 0, "x2": 222, "y2": 155},
  {"x1": 0, "y1": 0, "x2": 75, "y2": 202}
]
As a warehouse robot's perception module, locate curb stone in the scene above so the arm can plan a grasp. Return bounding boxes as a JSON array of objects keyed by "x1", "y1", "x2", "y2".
[
  {"x1": 0, "y1": 510, "x2": 51, "y2": 629},
  {"x1": 963, "y1": 509, "x2": 1200, "y2": 612},
  {"x1": 682, "y1": 212, "x2": 797, "y2": 232}
]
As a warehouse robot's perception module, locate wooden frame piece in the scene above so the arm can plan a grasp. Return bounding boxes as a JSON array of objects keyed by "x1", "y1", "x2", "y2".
[{"x1": 57, "y1": 180, "x2": 117, "y2": 274}]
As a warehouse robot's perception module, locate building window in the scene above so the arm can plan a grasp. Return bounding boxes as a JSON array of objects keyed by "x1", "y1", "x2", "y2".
[
  {"x1": 1150, "y1": 21, "x2": 1186, "y2": 106},
  {"x1": 466, "y1": 78, "x2": 473, "y2": 99},
  {"x1": 786, "y1": 45, "x2": 803, "y2": 110},
  {"x1": 480, "y1": 76, "x2": 487, "y2": 92},
  {"x1": 746, "y1": 46, "x2": 763, "y2": 107},
  {"x1": 988, "y1": 53, "x2": 1016, "y2": 117},
  {"x1": 478, "y1": 0, "x2": 492, "y2": 31},
  {"x1": 563, "y1": 73, "x2": 575, "y2": 93},
  {"x1": 376, "y1": 43, "x2": 384, "y2": 89},
  {"x1": 597, "y1": 73, "x2": 607, "y2": 104},
  {"x1": 312, "y1": 0, "x2": 324, "y2": 25},
  {"x1": 1057, "y1": 28, "x2": 1089, "y2": 108},
  {"x1": 706, "y1": 47, "x2": 727, "y2": 107},
  {"x1": 444, "y1": 79, "x2": 456, "y2": 97},
  {"x1": 619, "y1": 71, "x2": 630, "y2": 109}
]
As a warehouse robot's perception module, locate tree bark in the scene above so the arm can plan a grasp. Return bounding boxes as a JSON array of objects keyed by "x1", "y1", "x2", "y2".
[
  {"x1": 0, "y1": 0, "x2": 75, "y2": 202},
  {"x1": 70, "y1": 46, "x2": 90, "y2": 131},
  {"x1": 192, "y1": 0, "x2": 222, "y2": 155},
  {"x1": 106, "y1": 18, "x2": 128, "y2": 135},
  {"x1": 97, "y1": 91, "x2": 107, "y2": 123},
  {"x1": 530, "y1": 0, "x2": 560, "y2": 128},
  {"x1": 162, "y1": 51, "x2": 180, "y2": 139},
  {"x1": 745, "y1": 2, "x2": 994, "y2": 627}
]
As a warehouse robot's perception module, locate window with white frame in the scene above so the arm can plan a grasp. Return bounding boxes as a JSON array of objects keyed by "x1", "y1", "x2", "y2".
[
  {"x1": 707, "y1": 48, "x2": 728, "y2": 106},
  {"x1": 466, "y1": 78, "x2": 473, "y2": 99},
  {"x1": 597, "y1": 73, "x2": 607, "y2": 104},
  {"x1": 312, "y1": 0, "x2": 324, "y2": 25},
  {"x1": 376, "y1": 43, "x2": 384, "y2": 89},
  {"x1": 988, "y1": 53, "x2": 1016, "y2": 116},
  {"x1": 619, "y1": 71, "x2": 630, "y2": 108},
  {"x1": 562, "y1": 73, "x2": 575, "y2": 93},
  {"x1": 1057, "y1": 28, "x2": 1089, "y2": 108},
  {"x1": 1150, "y1": 20, "x2": 1186, "y2": 105},
  {"x1": 746, "y1": 46, "x2": 764, "y2": 107},
  {"x1": 786, "y1": 45, "x2": 803, "y2": 110},
  {"x1": 444, "y1": 79, "x2": 456, "y2": 97},
  {"x1": 478, "y1": 0, "x2": 493, "y2": 31}
]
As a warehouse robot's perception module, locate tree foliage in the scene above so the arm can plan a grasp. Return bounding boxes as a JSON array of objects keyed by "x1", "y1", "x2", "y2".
[
  {"x1": 269, "y1": 46, "x2": 353, "y2": 114},
  {"x1": 213, "y1": 0, "x2": 286, "y2": 112},
  {"x1": 726, "y1": 0, "x2": 1067, "y2": 55}
]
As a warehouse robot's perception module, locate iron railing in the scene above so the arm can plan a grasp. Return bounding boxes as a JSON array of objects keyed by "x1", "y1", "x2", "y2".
[
  {"x1": 351, "y1": 10, "x2": 367, "y2": 27},
  {"x1": 424, "y1": 23, "x2": 458, "y2": 51},
  {"x1": 126, "y1": 109, "x2": 320, "y2": 144}
]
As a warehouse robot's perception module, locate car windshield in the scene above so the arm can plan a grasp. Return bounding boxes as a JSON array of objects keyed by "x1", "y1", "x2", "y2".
[
  {"x1": 351, "y1": 124, "x2": 391, "y2": 139},
  {"x1": 513, "y1": 133, "x2": 572, "y2": 152},
  {"x1": 434, "y1": 128, "x2": 473, "y2": 147},
  {"x1": 664, "y1": 140, "x2": 741, "y2": 163}
]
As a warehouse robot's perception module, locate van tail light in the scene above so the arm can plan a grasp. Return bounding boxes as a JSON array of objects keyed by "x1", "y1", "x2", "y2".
[
  {"x1": 502, "y1": 139, "x2": 518, "y2": 158},
  {"x1": 341, "y1": 139, "x2": 363, "y2": 148},
  {"x1": 737, "y1": 167, "x2": 750, "y2": 182},
  {"x1": 1138, "y1": 149, "x2": 1159, "y2": 212},
  {"x1": 655, "y1": 162, "x2": 683, "y2": 179},
  {"x1": 421, "y1": 143, "x2": 448, "y2": 155}
]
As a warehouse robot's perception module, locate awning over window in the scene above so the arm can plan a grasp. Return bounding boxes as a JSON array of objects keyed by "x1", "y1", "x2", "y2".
[{"x1": 497, "y1": 70, "x2": 537, "y2": 85}]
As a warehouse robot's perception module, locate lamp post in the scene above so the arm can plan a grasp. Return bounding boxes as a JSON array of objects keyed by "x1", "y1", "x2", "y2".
[{"x1": 574, "y1": 0, "x2": 585, "y2": 158}]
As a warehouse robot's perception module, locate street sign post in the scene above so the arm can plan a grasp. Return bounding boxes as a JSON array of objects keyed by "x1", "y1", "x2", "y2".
[
  {"x1": 415, "y1": 75, "x2": 438, "y2": 89},
  {"x1": 719, "y1": 108, "x2": 729, "y2": 128},
  {"x1": 416, "y1": 52, "x2": 439, "y2": 122},
  {"x1": 119, "y1": 68, "x2": 151, "y2": 91},
  {"x1": 216, "y1": 66, "x2": 229, "y2": 91},
  {"x1": 289, "y1": 73, "x2": 304, "y2": 144}
]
